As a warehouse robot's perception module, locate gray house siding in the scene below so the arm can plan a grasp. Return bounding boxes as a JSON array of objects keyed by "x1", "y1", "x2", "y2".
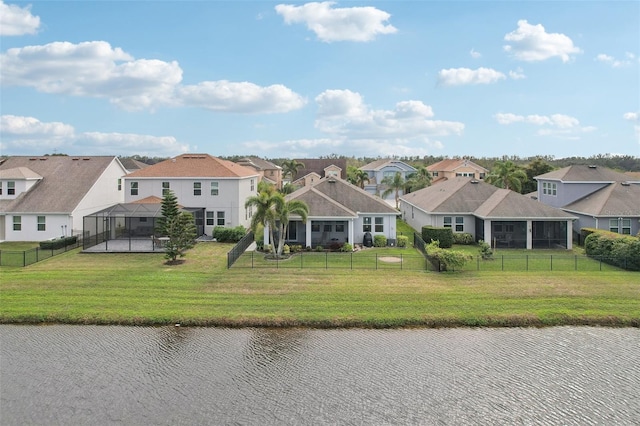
[{"x1": 538, "y1": 180, "x2": 610, "y2": 208}]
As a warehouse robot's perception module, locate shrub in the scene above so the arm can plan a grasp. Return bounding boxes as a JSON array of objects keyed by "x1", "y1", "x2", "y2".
[
  {"x1": 315, "y1": 245, "x2": 324, "y2": 252},
  {"x1": 422, "y1": 226, "x2": 453, "y2": 248},
  {"x1": 213, "y1": 226, "x2": 246, "y2": 243},
  {"x1": 478, "y1": 240, "x2": 493, "y2": 259},
  {"x1": 39, "y1": 236, "x2": 78, "y2": 250},
  {"x1": 425, "y1": 240, "x2": 471, "y2": 271},
  {"x1": 283, "y1": 244, "x2": 290, "y2": 254},
  {"x1": 329, "y1": 241, "x2": 342, "y2": 251},
  {"x1": 452, "y1": 232, "x2": 474, "y2": 245},
  {"x1": 341, "y1": 242, "x2": 353, "y2": 252},
  {"x1": 585, "y1": 231, "x2": 640, "y2": 271},
  {"x1": 373, "y1": 235, "x2": 387, "y2": 247},
  {"x1": 397, "y1": 235, "x2": 409, "y2": 248}
]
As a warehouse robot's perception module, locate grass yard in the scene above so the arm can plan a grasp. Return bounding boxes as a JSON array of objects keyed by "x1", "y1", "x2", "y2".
[{"x1": 1, "y1": 240, "x2": 638, "y2": 328}]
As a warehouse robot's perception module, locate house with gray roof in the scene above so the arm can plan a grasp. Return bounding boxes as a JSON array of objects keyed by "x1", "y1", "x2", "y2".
[
  {"x1": 535, "y1": 165, "x2": 640, "y2": 237},
  {"x1": 237, "y1": 157, "x2": 283, "y2": 188},
  {"x1": 275, "y1": 177, "x2": 399, "y2": 248},
  {"x1": 359, "y1": 159, "x2": 417, "y2": 202},
  {"x1": 0, "y1": 156, "x2": 127, "y2": 241},
  {"x1": 399, "y1": 177, "x2": 577, "y2": 249},
  {"x1": 290, "y1": 158, "x2": 347, "y2": 188}
]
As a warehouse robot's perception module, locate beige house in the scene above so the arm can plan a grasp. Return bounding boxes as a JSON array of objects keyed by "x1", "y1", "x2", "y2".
[
  {"x1": 237, "y1": 157, "x2": 283, "y2": 189},
  {"x1": 426, "y1": 159, "x2": 488, "y2": 184},
  {"x1": 290, "y1": 159, "x2": 347, "y2": 188}
]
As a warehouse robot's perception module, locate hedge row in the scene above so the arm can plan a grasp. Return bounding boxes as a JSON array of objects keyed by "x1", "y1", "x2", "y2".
[
  {"x1": 421, "y1": 226, "x2": 453, "y2": 248},
  {"x1": 584, "y1": 230, "x2": 640, "y2": 271},
  {"x1": 39, "y1": 236, "x2": 78, "y2": 250},
  {"x1": 213, "y1": 226, "x2": 247, "y2": 243}
]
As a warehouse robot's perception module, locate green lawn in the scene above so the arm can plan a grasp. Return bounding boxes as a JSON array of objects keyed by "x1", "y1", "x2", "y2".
[{"x1": 1, "y1": 240, "x2": 638, "y2": 328}]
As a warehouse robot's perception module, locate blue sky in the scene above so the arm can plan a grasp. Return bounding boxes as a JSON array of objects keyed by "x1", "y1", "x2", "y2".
[{"x1": 1, "y1": 1, "x2": 638, "y2": 159}]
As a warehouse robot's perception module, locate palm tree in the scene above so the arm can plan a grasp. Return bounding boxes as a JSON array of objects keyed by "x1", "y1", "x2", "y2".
[
  {"x1": 274, "y1": 199, "x2": 309, "y2": 257},
  {"x1": 281, "y1": 159, "x2": 305, "y2": 183},
  {"x1": 485, "y1": 160, "x2": 528, "y2": 193},
  {"x1": 244, "y1": 188, "x2": 280, "y2": 253},
  {"x1": 352, "y1": 168, "x2": 370, "y2": 189},
  {"x1": 381, "y1": 172, "x2": 405, "y2": 209},
  {"x1": 404, "y1": 166, "x2": 431, "y2": 193}
]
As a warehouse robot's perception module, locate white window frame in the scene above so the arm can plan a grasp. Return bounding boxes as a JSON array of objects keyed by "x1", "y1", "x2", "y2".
[
  {"x1": 455, "y1": 216, "x2": 464, "y2": 232},
  {"x1": 37, "y1": 215, "x2": 46, "y2": 231},
  {"x1": 211, "y1": 181, "x2": 219, "y2": 196},
  {"x1": 13, "y1": 216, "x2": 21, "y2": 231},
  {"x1": 130, "y1": 181, "x2": 138, "y2": 196}
]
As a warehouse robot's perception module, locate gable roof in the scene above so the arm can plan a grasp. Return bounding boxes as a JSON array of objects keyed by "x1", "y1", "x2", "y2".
[
  {"x1": 286, "y1": 177, "x2": 398, "y2": 217},
  {"x1": 0, "y1": 156, "x2": 121, "y2": 214},
  {"x1": 119, "y1": 158, "x2": 150, "y2": 172},
  {"x1": 294, "y1": 158, "x2": 347, "y2": 180},
  {"x1": 126, "y1": 154, "x2": 257, "y2": 178},
  {"x1": 360, "y1": 159, "x2": 417, "y2": 172},
  {"x1": 535, "y1": 164, "x2": 637, "y2": 182},
  {"x1": 237, "y1": 157, "x2": 281, "y2": 171},
  {"x1": 562, "y1": 181, "x2": 640, "y2": 217},
  {"x1": 426, "y1": 158, "x2": 488, "y2": 173},
  {"x1": 401, "y1": 177, "x2": 575, "y2": 219},
  {"x1": 0, "y1": 166, "x2": 43, "y2": 180}
]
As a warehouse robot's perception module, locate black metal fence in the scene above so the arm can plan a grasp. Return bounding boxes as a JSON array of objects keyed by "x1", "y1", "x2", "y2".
[
  {"x1": 0, "y1": 236, "x2": 83, "y2": 267},
  {"x1": 227, "y1": 231, "x2": 255, "y2": 268}
]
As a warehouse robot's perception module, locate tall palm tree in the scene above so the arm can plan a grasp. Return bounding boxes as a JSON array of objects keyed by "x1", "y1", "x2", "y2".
[
  {"x1": 275, "y1": 198, "x2": 309, "y2": 257},
  {"x1": 404, "y1": 166, "x2": 431, "y2": 193},
  {"x1": 244, "y1": 188, "x2": 280, "y2": 253},
  {"x1": 281, "y1": 159, "x2": 305, "y2": 183},
  {"x1": 485, "y1": 160, "x2": 528, "y2": 193},
  {"x1": 381, "y1": 171, "x2": 405, "y2": 209}
]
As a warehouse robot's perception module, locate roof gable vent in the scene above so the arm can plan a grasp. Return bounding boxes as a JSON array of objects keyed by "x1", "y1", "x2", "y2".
[
  {"x1": 470, "y1": 179, "x2": 479, "y2": 184},
  {"x1": 621, "y1": 182, "x2": 631, "y2": 186},
  {"x1": 588, "y1": 165, "x2": 597, "y2": 169}
]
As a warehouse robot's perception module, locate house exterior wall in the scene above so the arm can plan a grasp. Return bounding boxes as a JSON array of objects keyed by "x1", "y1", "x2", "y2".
[
  {"x1": 0, "y1": 178, "x2": 40, "y2": 201},
  {"x1": 124, "y1": 176, "x2": 256, "y2": 233},
  {"x1": 537, "y1": 180, "x2": 608, "y2": 208},
  {"x1": 4, "y1": 213, "x2": 72, "y2": 241}
]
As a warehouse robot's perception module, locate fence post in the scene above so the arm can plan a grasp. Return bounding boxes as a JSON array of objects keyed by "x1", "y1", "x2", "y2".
[
  {"x1": 23, "y1": 250, "x2": 26, "y2": 267},
  {"x1": 477, "y1": 256, "x2": 480, "y2": 271},
  {"x1": 400, "y1": 253, "x2": 403, "y2": 270},
  {"x1": 526, "y1": 255, "x2": 528, "y2": 271},
  {"x1": 575, "y1": 255, "x2": 578, "y2": 271},
  {"x1": 351, "y1": 252, "x2": 353, "y2": 270},
  {"x1": 550, "y1": 255, "x2": 553, "y2": 271},
  {"x1": 501, "y1": 255, "x2": 504, "y2": 271},
  {"x1": 376, "y1": 253, "x2": 378, "y2": 270},
  {"x1": 325, "y1": 252, "x2": 328, "y2": 269}
]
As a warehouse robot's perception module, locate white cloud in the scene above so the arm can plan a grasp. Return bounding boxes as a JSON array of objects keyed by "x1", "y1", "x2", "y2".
[
  {"x1": 176, "y1": 81, "x2": 306, "y2": 113},
  {"x1": 0, "y1": 1, "x2": 40, "y2": 36},
  {"x1": 437, "y1": 67, "x2": 506, "y2": 86},
  {"x1": 470, "y1": 48, "x2": 482, "y2": 59},
  {"x1": 623, "y1": 112, "x2": 639, "y2": 122},
  {"x1": 494, "y1": 112, "x2": 594, "y2": 139},
  {"x1": 596, "y1": 52, "x2": 636, "y2": 68},
  {"x1": 315, "y1": 89, "x2": 463, "y2": 139},
  {"x1": 275, "y1": 1, "x2": 397, "y2": 42},
  {"x1": 504, "y1": 20, "x2": 581, "y2": 62},
  {"x1": 508, "y1": 67, "x2": 526, "y2": 80},
  {"x1": 0, "y1": 40, "x2": 306, "y2": 113},
  {"x1": 0, "y1": 115, "x2": 191, "y2": 156}
]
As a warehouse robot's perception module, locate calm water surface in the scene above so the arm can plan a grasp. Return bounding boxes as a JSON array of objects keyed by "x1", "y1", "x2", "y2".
[{"x1": 1, "y1": 325, "x2": 639, "y2": 425}]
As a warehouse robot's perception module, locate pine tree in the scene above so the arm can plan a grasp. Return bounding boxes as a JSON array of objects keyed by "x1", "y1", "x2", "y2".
[
  {"x1": 164, "y1": 212, "x2": 197, "y2": 263},
  {"x1": 156, "y1": 190, "x2": 179, "y2": 236}
]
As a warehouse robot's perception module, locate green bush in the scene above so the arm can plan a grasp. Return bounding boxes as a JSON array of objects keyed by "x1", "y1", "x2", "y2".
[
  {"x1": 397, "y1": 235, "x2": 409, "y2": 248},
  {"x1": 425, "y1": 240, "x2": 471, "y2": 271},
  {"x1": 478, "y1": 240, "x2": 493, "y2": 259},
  {"x1": 373, "y1": 235, "x2": 387, "y2": 247},
  {"x1": 315, "y1": 245, "x2": 324, "y2": 252},
  {"x1": 422, "y1": 226, "x2": 453, "y2": 248},
  {"x1": 585, "y1": 231, "x2": 640, "y2": 271},
  {"x1": 452, "y1": 232, "x2": 474, "y2": 245},
  {"x1": 213, "y1": 226, "x2": 246, "y2": 243},
  {"x1": 39, "y1": 236, "x2": 78, "y2": 250},
  {"x1": 283, "y1": 244, "x2": 290, "y2": 254},
  {"x1": 341, "y1": 242, "x2": 353, "y2": 252}
]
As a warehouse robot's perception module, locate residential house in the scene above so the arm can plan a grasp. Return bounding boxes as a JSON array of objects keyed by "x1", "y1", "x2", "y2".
[
  {"x1": 290, "y1": 158, "x2": 347, "y2": 188},
  {"x1": 272, "y1": 177, "x2": 399, "y2": 249},
  {"x1": 237, "y1": 157, "x2": 283, "y2": 189},
  {"x1": 0, "y1": 156, "x2": 127, "y2": 241},
  {"x1": 400, "y1": 177, "x2": 577, "y2": 249},
  {"x1": 359, "y1": 159, "x2": 417, "y2": 201},
  {"x1": 124, "y1": 154, "x2": 259, "y2": 236},
  {"x1": 119, "y1": 157, "x2": 150, "y2": 174},
  {"x1": 426, "y1": 158, "x2": 488, "y2": 184},
  {"x1": 535, "y1": 165, "x2": 640, "y2": 237}
]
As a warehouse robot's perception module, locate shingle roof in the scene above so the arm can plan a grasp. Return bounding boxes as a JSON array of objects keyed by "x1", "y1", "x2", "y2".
[
  {"x1": 237, "y1": 157, "x2": 281, "y2": 171},
  {"x1": 562, "y1": 182, "x2": 640, "y2": 217},
  {"x1": 286, "y1": 177, "x2": 398, "y2": 217},
  {"x1": 0, "y1": 156, "x2": 119, "y2": 214},
  {"x1": 294, "y1": 158, "x2": 347, "y2": 180},
  {"x1": 535, "y1": 165, "x2": 637, "y2": 182},
  {"x1": 0, "y1": 167, "x2": 43, "y2": 180},
  {"x1": 360, "y1": 159, "x2": 417, "y2": 172},
  {"x1": 426, "y1": 158, "x2": 488, "y2": 173},
  {"x1": 401, "y1": 177, "x2": 575, "y2": 219},
  {"x1": 126, "y1": 154, "x2": 258, "y2": 178}
]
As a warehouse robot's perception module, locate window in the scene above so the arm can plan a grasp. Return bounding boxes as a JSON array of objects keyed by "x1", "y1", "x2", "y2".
[
  {"x1": 455, "y1": 217, "x2": 464, "y2": 232},
  {"x1": 140, "y1": 217, "x2": 147, "y2": 223},
  {"x1": 217, "y1": 211, "x2": 225, "y2": 226},
  {"x1": 443, "y1": 217, "x2": 452, "y2": 228},
  {"x1": 609, "y1": 219, "x2": 619, "y2": 233},
  {"x1": 37, "y1": 216, "x2": 46, "y2": 231},
  {"x1": 622, "y1": 219, "x2": 631, "y2": 235},
  {"x1": 383, "y1": 171, "x2": 396, "y2": 178},
  {"x1": 130, "y1": 181, "x2": 138, "y2": 196},
  {"x1": 479, "y1": 173, "x2": 486, "y2": 179},
  {"x1": 193, "y1": 182, "x2": 202, "y2": 196},
  {"x1": 211, "y1": 181, "x2": 219, "y2": 196},
  {"x1": 456, "y1": 172, "x2": 475, "y2": 178},
  {"x1": 363, "y1": 217, "x2": 372, "y2": 232},
  {"x1": 13, "y1": 216, "x2": 21, "y2": 231},
  {"x1": 162, "y1": 182, "x2": 170, "y2": 196},
  {"x1": 543, "y1": 182, "x2": 557, "y2": 196},
  {"x1": 0, "y1": 184, "x2": 2, "y2": 195},
  {"x1": 375, "y1": 217, "x2": 384, "y2": 232},
  {"x1": 206, "y1": 211, "x2": 214, "y2": 226},
  {"x1": 432, "y1": 172, "x2": 439, "y2": 177},
  {"x1": 311, "y1": 223, "x2": 320, "y2": 232},
  {"x1": 250, "y1": 179, "x2": 255, "y2": 192},
  {"x1": 287, "y1": 224, "x2": 297, "y2": 240},
  {"x1": 117, "y1": 178, "x2": 122, "y2": 191},
  {"x1": 8, "y1": 181, "x2": 15, "y2": 195},
  {"x1": 336, "y1": 224, "x2": 345, "y2": 233},
  {"x1": 324, "y1": 224, "x2": 332, "y2": 232}
]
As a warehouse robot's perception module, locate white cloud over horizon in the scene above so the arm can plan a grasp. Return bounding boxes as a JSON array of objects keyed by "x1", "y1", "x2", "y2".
[
  {"x1": 504, "y1": 20, "x2": 581, "y2": 62},
  {"x1": 494, "y1": 112, "x2": 596, "y2": 140},
  {"x1": 0, "y1": 1, "x2": 40, "y2": 36},
  {"x1": 596, "y1": 52, "x2": 638, "y2": 68},
  {"x1": 437, "y1": 67, "x2": 506, "y2": 86},
  {"x1": 0, "y1": 41, "x2": 306, "y2": 113},
  {"x1": 275, "y1": 1, "x2": 397, "y2": 42}
]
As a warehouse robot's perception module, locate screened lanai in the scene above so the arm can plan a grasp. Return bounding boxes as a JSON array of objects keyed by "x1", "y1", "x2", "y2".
[{"x1": 82, "y1": 199, "x2": 194, "y2": 252}]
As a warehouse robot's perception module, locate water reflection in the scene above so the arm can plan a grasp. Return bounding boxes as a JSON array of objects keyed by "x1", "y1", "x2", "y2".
[{"x1": 1, "y1": 326, "x2": 639, "y2": 425}]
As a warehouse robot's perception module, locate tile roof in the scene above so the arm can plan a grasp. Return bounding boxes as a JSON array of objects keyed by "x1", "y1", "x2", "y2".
[
  {"x1": 0, "y1": 156, "x2": 119, "y2": 214},
  {"x1": 286, "y1": 177, "x2": 398, "y2": 217},
  {"x1": 126, "y1": 154, "x2": 258, "y2": 178},
  {"x1": 401, "y1": 177, "x2": 575, "y2": 219}
]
